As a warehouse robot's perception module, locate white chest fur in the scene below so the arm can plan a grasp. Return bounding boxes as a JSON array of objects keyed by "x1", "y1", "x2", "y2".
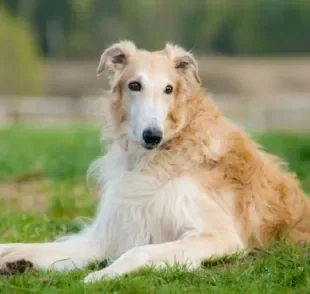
[{"x1": 89, "y1": 142, "x2": 205, "y2": 259}]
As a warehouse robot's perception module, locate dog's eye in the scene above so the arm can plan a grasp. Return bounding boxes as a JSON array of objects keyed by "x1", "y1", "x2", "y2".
[
  {"x1": 164, "y1": 85, "x2": 173, "y2": 94},
  {"x1": 128, "y1": 81, "x2": 142, "y2": 91}
]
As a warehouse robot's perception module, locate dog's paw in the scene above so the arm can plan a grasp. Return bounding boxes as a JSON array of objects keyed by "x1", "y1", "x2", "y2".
[
  {"x1": 0, "y1": 245, "x2": 44, "y2": 272},
  {"x1": 0, "y1": 243, "x2": 79, "y2": 273},
  {"x1": 0, "y1": 258, "x2": 35, "y2": 275},
  {"x1": 0, "y1": 244, "x2": 15, "y2": 257},
  {"x1": 0, "y1": 244, "x2": 34, "y2": 274},
  {"x1": 83, "y1": 269, "x2": 115, "y2": 283},
  {"x1": 83, "y1": 247, "x2": 154, "y2": 283}
]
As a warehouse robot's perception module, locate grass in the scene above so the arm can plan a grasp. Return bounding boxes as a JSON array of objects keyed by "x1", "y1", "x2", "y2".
[{"x1": 0, "y1": 125, "x2": 310, "y2": 293}]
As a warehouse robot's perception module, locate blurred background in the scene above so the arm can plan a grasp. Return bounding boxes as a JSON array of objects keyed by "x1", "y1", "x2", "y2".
[
  {"x1": 0, "y1": 0, "x2": 310, "y2": 131},
  {"x1": 1, "y1": 2, "x2": 310, "y2": 287}
]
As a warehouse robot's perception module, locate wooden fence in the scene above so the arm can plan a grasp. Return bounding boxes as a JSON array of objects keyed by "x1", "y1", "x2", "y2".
[{"x1": 1, "y1": 94, "x2": 310, "y2": 132}]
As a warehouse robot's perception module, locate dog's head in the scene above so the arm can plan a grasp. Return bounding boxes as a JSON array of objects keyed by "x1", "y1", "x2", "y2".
[{"x1": 97, "y1": 41, "x2": 201, "y2": 150}]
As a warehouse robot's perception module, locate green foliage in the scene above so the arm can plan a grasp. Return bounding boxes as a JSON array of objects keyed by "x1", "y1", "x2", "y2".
[
  {"x1": 0, "y1": 243, "x2": 310, "y2": 293},
  {"x1": 0, "y1": 125, "x2": 101, "y2": 182},
  {"x1": 0, "y1": 126, "x2": 310, "y2": 191},
  {"x1": 0, "y1": 6, "x2": 44, "y2": 96},
  {"x1": 258, "y1": 132, "x2": 310, "y2": 184},
  {"x1": 2, "y1": 0, "x2": 310, "y2": 57}
]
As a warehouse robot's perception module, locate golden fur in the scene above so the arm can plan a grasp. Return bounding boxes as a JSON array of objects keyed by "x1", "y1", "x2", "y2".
[{"x1": 102, "y1": 41, "x2": 310, "y2": 249}]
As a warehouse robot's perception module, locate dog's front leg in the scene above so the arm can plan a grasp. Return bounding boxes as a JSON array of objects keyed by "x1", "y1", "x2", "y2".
[
  {"x1": 0, "y1": 210, "x2": 110, "y2": 272},
  {"x1": 84, "y1": 232, "x2": 244, "y2": 283},
  {"x1": 0, "y1": 235, "x2": 104, "y2": 273}
]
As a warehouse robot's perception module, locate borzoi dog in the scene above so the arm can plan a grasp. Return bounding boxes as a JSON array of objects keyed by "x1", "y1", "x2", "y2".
[{"x1": 1, "y1": 41, "x2": 310, "y2": 283}]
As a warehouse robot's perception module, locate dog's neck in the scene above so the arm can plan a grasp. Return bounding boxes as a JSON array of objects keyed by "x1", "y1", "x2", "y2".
[{"x1": 119, "y1": 137, "x2": 155, "y2": 171}]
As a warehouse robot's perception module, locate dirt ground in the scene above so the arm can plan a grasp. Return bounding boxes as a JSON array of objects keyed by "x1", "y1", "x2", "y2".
[{"x1": 0, "y1": 180, "x2": 49, "y2": 213}]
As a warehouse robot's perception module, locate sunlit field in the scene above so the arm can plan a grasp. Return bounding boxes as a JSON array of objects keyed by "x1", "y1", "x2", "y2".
[{"x1": 0, "y1": 125, "x2": 310, "y2": 293}]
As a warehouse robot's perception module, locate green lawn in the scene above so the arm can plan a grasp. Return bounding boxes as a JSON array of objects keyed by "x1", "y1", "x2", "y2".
[{"x1": 0, "y1": 125, "x2": 310, "y2": 293}]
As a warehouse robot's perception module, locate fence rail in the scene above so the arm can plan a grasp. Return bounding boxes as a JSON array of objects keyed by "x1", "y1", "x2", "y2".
[{"x1": 1, "y1": 95, "x2": 310, "y2": 132}]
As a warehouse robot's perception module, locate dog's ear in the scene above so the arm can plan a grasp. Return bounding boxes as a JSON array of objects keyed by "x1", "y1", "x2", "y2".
[
  {"x1": 164, "y1": 44, "x2": 201, "y2": 85},
  {"x1": 96, "y1": 41, "x2": 136, "y2": 76}
]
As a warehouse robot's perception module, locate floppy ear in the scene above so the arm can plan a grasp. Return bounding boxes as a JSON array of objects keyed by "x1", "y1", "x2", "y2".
[
  {"x1": 96, "y1": 40, "x2": 136, "y2": 76},
  {"x1": 164, "y1": 44, "x2": 201, "y2": 84}
]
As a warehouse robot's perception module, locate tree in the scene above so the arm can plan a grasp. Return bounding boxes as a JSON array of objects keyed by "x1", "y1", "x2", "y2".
[{"x1": 0, "y1": 5, "x2": 44, "y2": 96}]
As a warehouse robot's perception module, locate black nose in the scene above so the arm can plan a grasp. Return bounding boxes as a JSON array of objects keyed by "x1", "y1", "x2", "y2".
[{"x1": 142, "y1": 128, "x2": 163, "y2": 147}]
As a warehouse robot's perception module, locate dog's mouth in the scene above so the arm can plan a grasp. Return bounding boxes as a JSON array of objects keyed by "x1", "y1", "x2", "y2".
[{"x1": 142, "y1": 143, "x2": 160, "y2": 150}]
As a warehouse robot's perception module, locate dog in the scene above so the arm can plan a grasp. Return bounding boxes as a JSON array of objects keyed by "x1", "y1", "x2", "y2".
[{"x1": 1, "y1": 41, "x2": 310, "y2": 283}]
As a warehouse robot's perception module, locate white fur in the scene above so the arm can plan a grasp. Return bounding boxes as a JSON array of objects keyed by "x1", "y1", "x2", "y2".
[
  {"x1": 0, "y1": 139, "x2": 244, "y2": 283},
  {"x1": 125, "y1": 72, "x2": 172, "y2": 145}
]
